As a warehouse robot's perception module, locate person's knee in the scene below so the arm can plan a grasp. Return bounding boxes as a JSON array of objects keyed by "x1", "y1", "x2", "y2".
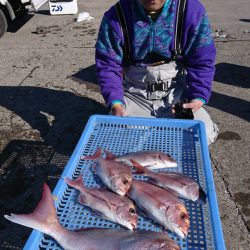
[
  {"x1": 193, "y1": 107, "x2": 218, "y2": 145},
  {"x1": 207, "y1": 123, "x2": 219, "y2": 145}
]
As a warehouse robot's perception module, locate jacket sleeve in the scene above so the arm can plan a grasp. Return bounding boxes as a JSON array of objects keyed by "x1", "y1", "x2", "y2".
[
  {"x1": 95, "y1": 14, "x2": 125, "y2": 107},
  {"x1": 183, "y1": 12, "x2": 216, "y2": 104}
]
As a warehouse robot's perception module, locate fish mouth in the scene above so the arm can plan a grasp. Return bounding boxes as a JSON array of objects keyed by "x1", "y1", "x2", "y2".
[
  {"x1": 131, "y1": 222, "x2": 137, "y2": 229},
  {"x1": 176, "y1": 228, "x2": 188, "y2": 239},
  {"x1": 112, "y1": 183, "x2": 127, "y2": 196},
  {"x1": 116, "y1": 189, "x2": 126, "y2": 196},
  {"x1": 166, "y1": 161, "x2": 178, "y2": 168},
  {"x1": 126, "y1": 222, "x2": 137, "y2": 230},
  {"x1": 112, "y1": 176, "x2": 131, "y2": 196}
]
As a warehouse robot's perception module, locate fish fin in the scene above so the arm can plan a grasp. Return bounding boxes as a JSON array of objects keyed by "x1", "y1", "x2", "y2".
[
  {"x1": 78, "y1": 193, "x2": 111, "y2": 219},
  {"x1": 92, "y1": 210, "x2": 109, "y2": 220},
  {"x1": 103, "y1": 149, "x2": 116, "y2": 159},
  {"x1": 78, "y1": 193, "x2": 87, "y2": 205},
  {"x1": 81, "y1": 148, "x2": 103, "y2": 160},
  {"x1": 88, "y1": 190, "x2": 113, "y2": 210},
  {"x1": 91, "y1": 164, "x2": 97, "y2": 173},
  {"x1": 130, "y1": 160, "x2": 146, "y2": 175},
  {"x1": 196, "y1": 187, "x2": 207, "y2": 205},
  {"x1": 4, "y1": 183, "x2": 59, "y2": 235},
  {"x1": 64, "y1": 175, "x2": 85, "y2": 191}
]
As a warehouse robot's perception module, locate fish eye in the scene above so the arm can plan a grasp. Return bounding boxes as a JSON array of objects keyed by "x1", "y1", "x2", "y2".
[
  {"x1": 129, "y1": 208, "x2": 136, "y2": 215},
  {"x1": 123, "y1": 179, "x2": 129, "y2": 185},
  {"x1": 180, "y1": 213, "x2": 186, "y2": 220}
]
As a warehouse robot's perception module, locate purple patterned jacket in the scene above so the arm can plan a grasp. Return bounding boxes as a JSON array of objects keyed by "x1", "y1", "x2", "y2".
[{"x1": 95, "y1": 0, "x2": 216, "y2": 107}]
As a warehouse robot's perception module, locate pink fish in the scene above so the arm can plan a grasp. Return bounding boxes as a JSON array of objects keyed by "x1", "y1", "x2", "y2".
[
  {"x1": 4, "y1": 183, "x2": 181, "y2": 250},
  {"x1": 132, "y1": 160, "x2": 207, "y2": 204},
  {"x1": 64, "y1": 175, "x2": 137, "y2": 230},
  {"x1": 82, "y1": 148, "x2": 177, "y2": 170},
  {"x1": 128, "y1": 179, "x2": 190, "y2": 239},
  {"x1": 82, "y1": 149, "x2": 132, "y2": 196}
]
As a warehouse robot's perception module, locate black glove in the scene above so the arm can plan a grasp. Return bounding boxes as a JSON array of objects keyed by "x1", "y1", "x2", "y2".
[{"x1": 173, "y1": 99, "x2": 194, "y2": 119}]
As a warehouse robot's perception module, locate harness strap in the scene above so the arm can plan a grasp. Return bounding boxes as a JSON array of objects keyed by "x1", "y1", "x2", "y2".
[
  {"x1": 115, "y1": 0, "x2": 187, "y2": 63},
  {"x1": 115, "y1": 1, "x2": 131, "y2": 64},
  {"x1": 173, "y1": 0, "x2": 187, "y2": 60}
]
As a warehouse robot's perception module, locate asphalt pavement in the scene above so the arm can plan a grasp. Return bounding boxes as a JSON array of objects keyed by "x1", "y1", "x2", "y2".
[{"x1": 0, "y1": 0, "x2": 249, "y2": 249}]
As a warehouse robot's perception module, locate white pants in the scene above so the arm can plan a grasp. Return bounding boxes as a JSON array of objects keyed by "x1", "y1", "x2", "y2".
[{"x1": 122, "y1": 62, "x2": 219, "y2": 145}]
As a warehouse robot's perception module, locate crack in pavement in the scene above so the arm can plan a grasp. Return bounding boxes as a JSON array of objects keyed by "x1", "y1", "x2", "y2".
[
  {"x1": 211, "y1": 156, "x2": 250, "y2": 232},
  {"x1": 19, "y1": 66, "x2": 40, "y2": 85},
  {"x1": 9, "y1": 66, "x2": 40, "y2": 135}
]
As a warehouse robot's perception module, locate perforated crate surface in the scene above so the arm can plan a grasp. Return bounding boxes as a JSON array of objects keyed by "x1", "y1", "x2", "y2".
[{"x1": 24, "y1": 115, "x2": 225, "y2": 250}]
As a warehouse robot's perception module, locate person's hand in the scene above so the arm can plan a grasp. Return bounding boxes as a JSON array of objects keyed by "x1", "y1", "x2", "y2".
[
  {"x1": 183, "y1": 99, "x2": 204, "y2": 112},
  {"x1": 111, "y1": 104, "x2": 128, "y2": 116}
]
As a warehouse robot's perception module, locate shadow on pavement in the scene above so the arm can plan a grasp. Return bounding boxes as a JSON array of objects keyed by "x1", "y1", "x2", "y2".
[
  {"x1": 209, "y1": 91, "x2": 250, "y2": 122},
  {"x1": 7, "y1": 13, "x2": 34, "y2": 33},
  {"x1": 0, "y1": 86, "x2": 108, "y2": 249},
  {"x1": 71, "y1": 64, "x2": 101, "y2": 93},
  {"x1": 214, "y1": 63, "x2": 250, "y2": 88},
  {"x1": 71, "y1": 64, "x2": 98, "y2": 85},
  {"x1": 34, "y1": 9, "x2": 51, "y2": 16},
  {"x1": 0, "y1": 86, "x2": 108, "y2": 153},
  {"x1": 210, "y1": 63, "x2": 250, "y2": 121},
  {"x1": 239, "y1": 19, "x2": 250, "y2": 23},
  {"x1": 71, "y1": 64, "x2": 100, "y2": 92},
  {"x1": 0, "y1": 140, "x2": 68, "y2": 249}
]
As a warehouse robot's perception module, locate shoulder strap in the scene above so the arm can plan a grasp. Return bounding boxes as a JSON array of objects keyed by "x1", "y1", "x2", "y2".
[
  {"x1": 115, "y1": 1, "x2": 131, "y2": 64},
  {"x1": 115, "y1": 0, "x2": 186, "y2": 62},
  {"x1": 173, "y1": 0, "x2": 187, "y2": 60}
]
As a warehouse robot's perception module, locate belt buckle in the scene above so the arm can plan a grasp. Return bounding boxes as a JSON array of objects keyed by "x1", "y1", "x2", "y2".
[
  {"x1": 147, "y1": 80, "x2": 169, "y2": 92},
  {"x1": 148, "y1": 83, "x2": 155, "y2": 92},
  {"x1": 147, "y1": 80, "x2": 170, "y2": 100}
]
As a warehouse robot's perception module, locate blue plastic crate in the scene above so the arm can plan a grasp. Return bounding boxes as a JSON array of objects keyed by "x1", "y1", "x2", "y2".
[{"x1": 24, "y1": 115, "x2": 225, "y2": 250}]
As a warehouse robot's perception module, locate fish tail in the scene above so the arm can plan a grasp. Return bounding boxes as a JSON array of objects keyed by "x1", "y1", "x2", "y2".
[
  {"x1": 103, "y1": 149, "x2": 116, "y2": 159},
  {"x1": 4, "y1": 183, "x2": 60, "y2": 235},
  {"x1": 64, "y1": 175, "x2": 85, "y2": 191},
  {"x1": 131, "y1": 160, "x2": 147, "y2": 175},
  {"x1": 81, "y1": 148, "x2": 102, "y2": 160}
]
